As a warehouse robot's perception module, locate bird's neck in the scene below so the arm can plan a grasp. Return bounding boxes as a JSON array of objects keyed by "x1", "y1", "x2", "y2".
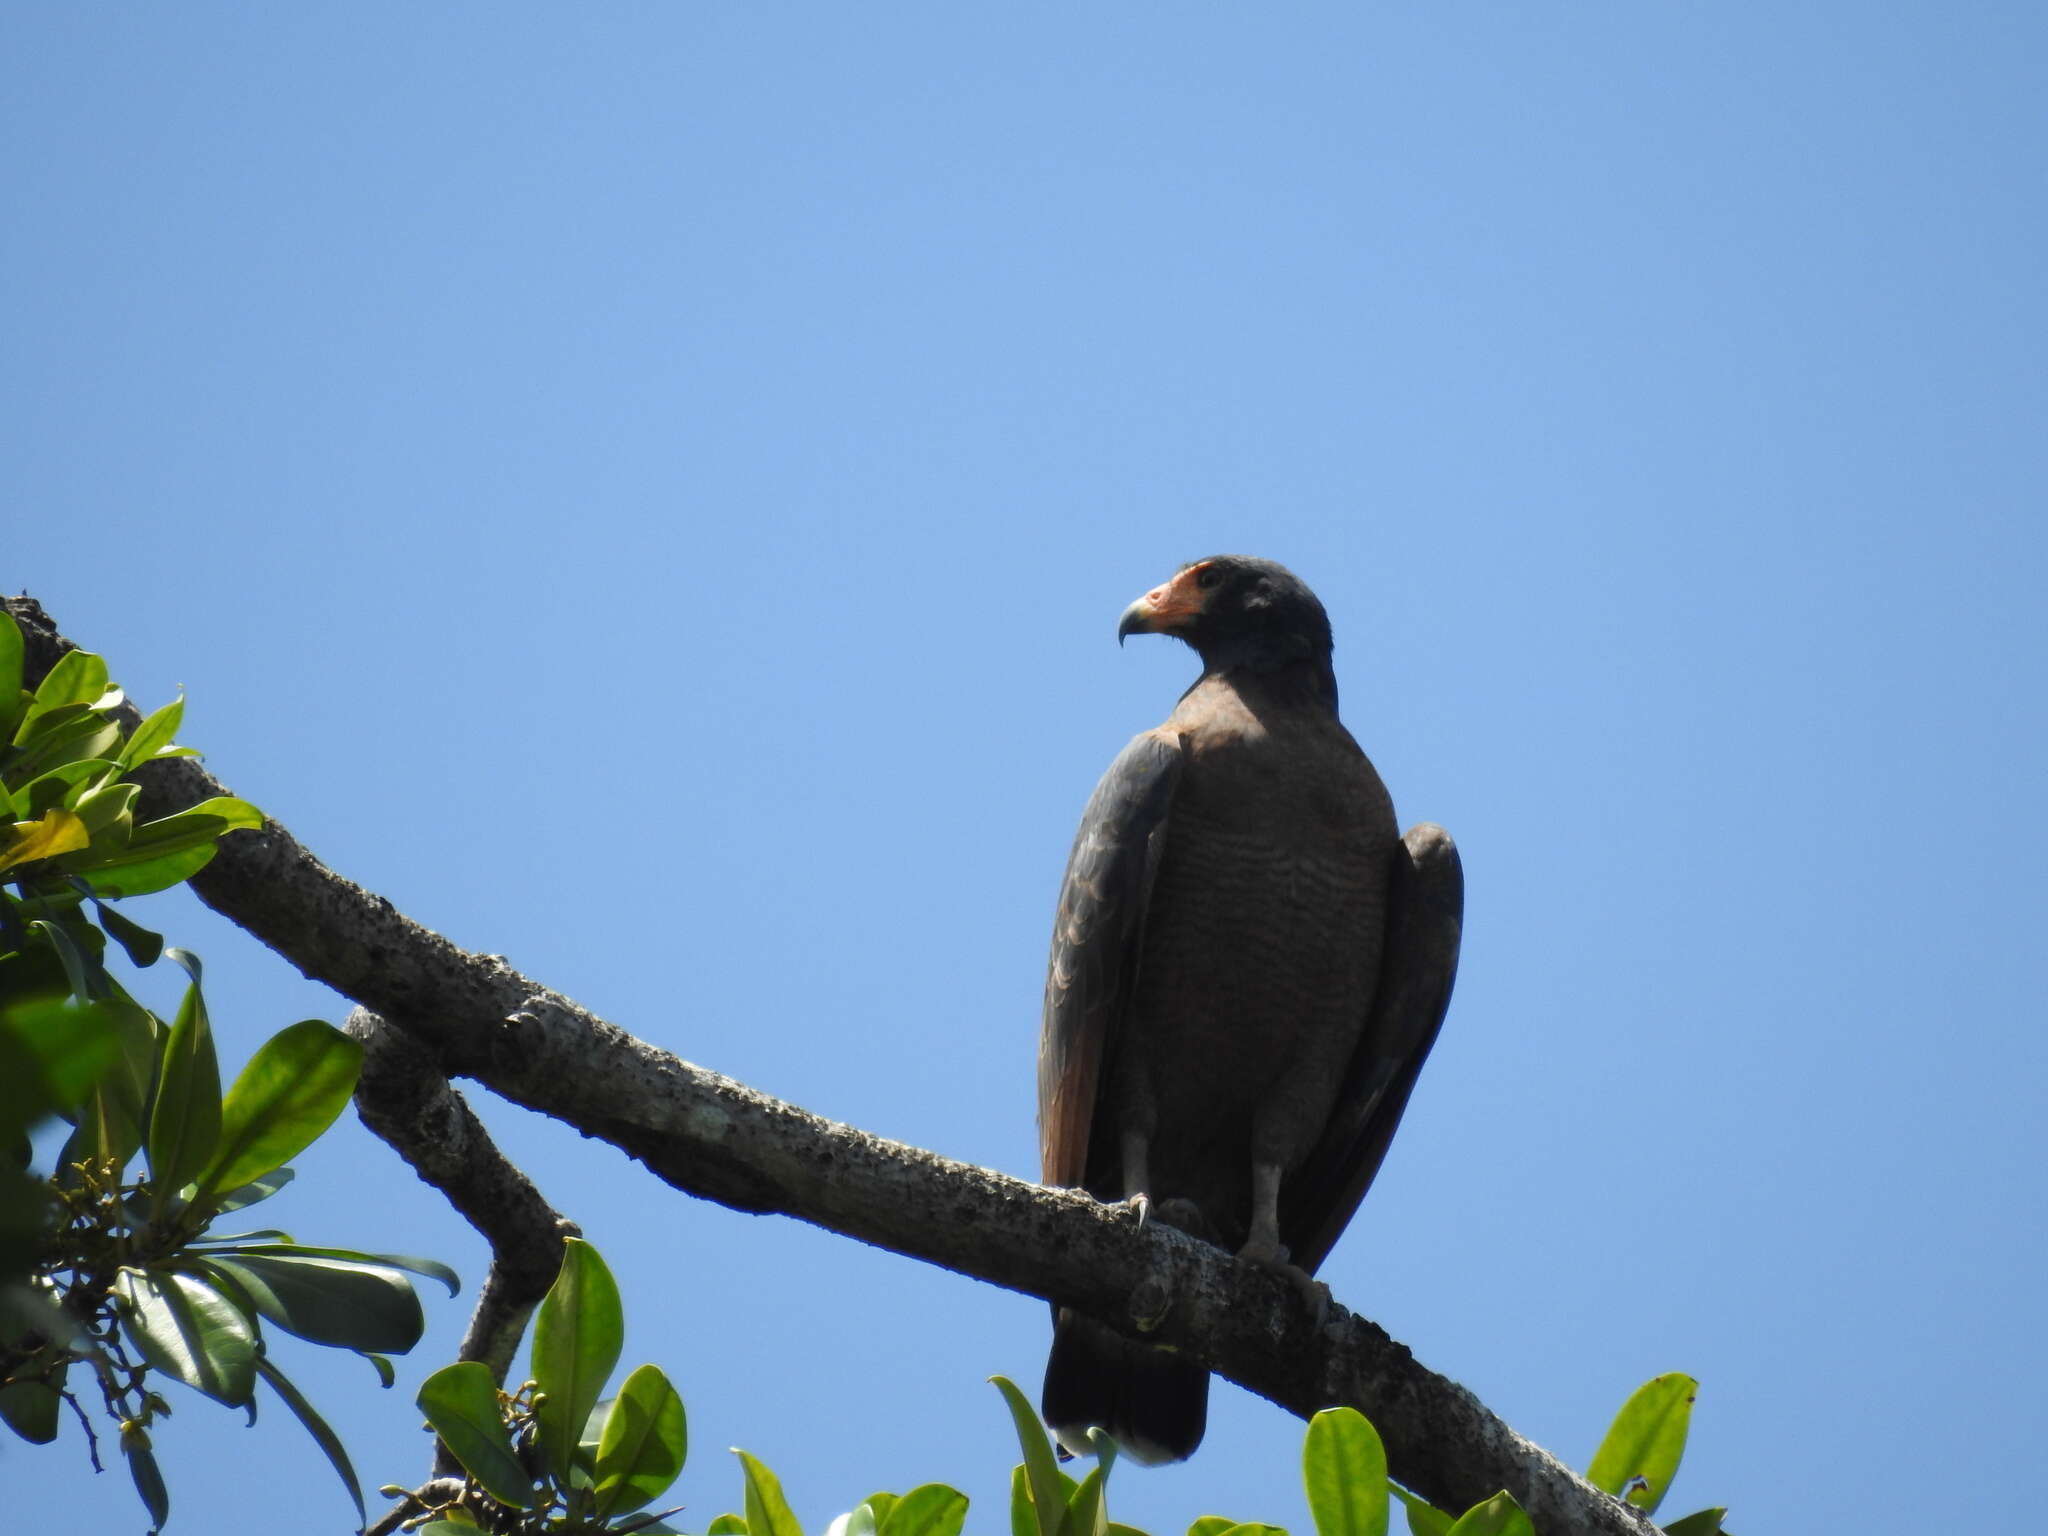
[{"x1": 1191, "y1": 655, "x2": 1340, "y2": 715}]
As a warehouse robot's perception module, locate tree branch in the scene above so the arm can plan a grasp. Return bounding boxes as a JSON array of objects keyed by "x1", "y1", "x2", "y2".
[
  {"x1": 7, "y1": 595, "x2": 1654, "y2": 1536},
  {"x1": 346, "y1": 1005, "x2": 577, "y2": 1483}
]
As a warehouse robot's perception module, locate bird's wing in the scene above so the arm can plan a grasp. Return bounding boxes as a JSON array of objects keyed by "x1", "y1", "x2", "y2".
[
  {"x1": 1281, "y1": 821, "x2": 1463, "y2": 1274},
  {"x1": 1038, "y1": 730, "x2": 1184, "y2": 1190}
]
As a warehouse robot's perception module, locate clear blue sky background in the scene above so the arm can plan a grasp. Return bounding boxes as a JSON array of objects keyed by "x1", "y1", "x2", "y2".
[{"x1": 7, "y1": 6, "x2": 2044, "y2": 1534}]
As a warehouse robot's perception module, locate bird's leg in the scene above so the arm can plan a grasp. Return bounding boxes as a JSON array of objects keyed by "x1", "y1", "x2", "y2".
[
  {"x1": 1239, "y1": 1160, "x2": 1330, "y2": 1323},
  {"x1": 1120, "y1": 1130, "x2": 1151, "y2": 1227},
  {"x1": 1239, "y1": 1161, "x2": 1288, "y2": 1266}
]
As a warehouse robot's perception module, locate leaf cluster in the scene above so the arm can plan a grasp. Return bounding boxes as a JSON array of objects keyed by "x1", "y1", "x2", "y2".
[
  {"x1": 0, "y1": 631, "x2": 262, "y2": 921},
  {"x1": 0, "y1": 629, "x2": 459, "y2": 1534},
  {"x1": 0, "y1": 631, "x2": 259, "y2": 1279},
  {"x1": 985, "y1": 1369, "x2": 1729, "y2": 1536},
  {"x1": 407, "y1": 1239, "x2": 688, "y2": 1534},
  {"x1": 407, "y1": 1251, "x2": 1730, "y2": 1536},
  {"x1": 988, "y1": 1377, "x2": 1533, "y2": 1536},
  {"x1": 2, "y1": 956, "x2": 458, "y2": 1532}
]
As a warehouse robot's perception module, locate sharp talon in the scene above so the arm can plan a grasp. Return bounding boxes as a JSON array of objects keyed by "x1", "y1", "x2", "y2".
[{"x1": 1124, "y1": 1192, "x2": 1151, "y2": 1228}]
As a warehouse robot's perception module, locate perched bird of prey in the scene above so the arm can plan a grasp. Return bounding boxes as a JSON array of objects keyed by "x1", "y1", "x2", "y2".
[{"x1": 1038, "y1": 555, "x2": 1463, "y2": 1465}]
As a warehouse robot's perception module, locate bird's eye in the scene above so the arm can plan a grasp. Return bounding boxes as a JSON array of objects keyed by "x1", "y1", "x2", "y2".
[{"x1": 1194, "y1": 565, "x2": 1221, "y2": 591}]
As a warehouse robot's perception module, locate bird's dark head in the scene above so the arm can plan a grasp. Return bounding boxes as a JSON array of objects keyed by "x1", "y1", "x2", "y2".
[{"x1": 1117, "y1": 556, "x2": 1336, "y2": 681}]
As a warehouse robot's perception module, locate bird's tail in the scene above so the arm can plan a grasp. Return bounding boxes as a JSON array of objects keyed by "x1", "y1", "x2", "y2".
[{"x1": 1041, "y1": 1309, "x2": 1208, "y2": 1465}]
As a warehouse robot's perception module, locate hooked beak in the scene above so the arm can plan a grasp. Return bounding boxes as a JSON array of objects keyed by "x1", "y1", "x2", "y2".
[
  {"x1": 1116, "y1": 598, "x2": 1151, "y2": 646},
  {"x1": 1116, "y1": 565, "x2": 1210, "y2": 646}
]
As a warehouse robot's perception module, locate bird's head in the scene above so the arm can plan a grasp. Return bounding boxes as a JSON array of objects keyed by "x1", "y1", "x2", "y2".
[{"x1": 1117, "y1": 555, "x2": 1335, "y2": 676}]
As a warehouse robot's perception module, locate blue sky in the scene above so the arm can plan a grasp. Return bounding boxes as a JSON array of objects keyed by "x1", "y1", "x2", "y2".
[{"x1": 7, "y1": 5, "x2": 2044, "y2": 1533}]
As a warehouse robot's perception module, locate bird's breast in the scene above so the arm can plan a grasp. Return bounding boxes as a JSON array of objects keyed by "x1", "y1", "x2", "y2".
[{"x1": 1124, "y1": 726, "x2": 1397, "y2": 1115}]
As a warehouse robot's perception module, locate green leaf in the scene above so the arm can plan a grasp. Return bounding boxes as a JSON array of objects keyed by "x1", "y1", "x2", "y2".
[
  {"x1": 9, "y1": 714, "x2": 123, "y2": 786},
  {"x1": 1065, "y1": 1428, "x2": 1122, "y2": 1536},
  {"x1": 1106, "y1": 1526, "x2": 1150, "y2": 1536},
  {"x1": 1057, "y1": 1464, "x2": 1109, "y2": 1536},
  {"x1": 1064, "y1": 1458, "x2": 1114, "y2": 1536},
  {"x1": 1189, "y1": 1522, "x2": 1238, "y2": 1536},
  {"x1": 417, "y1": 1360, "x2": 535, "y2": 1509},
  {"x1": 196, "y1": 1251, "x2": 425, "y2": 1353},
  {"x1": 736, "y1": 1449, "x2": 804, "y2": 1536},
  {"x1": 15, "y1": 757, "x2": 120, "y2": 815},
  {"x1": 0, "y1": 993, "x2": 121, "y2": 1108},
  {"x1": 26, "y1": 916, "x2": 106, "y2": 1000},
  {"x1": 1585, "y1": 1374, "x2": 1696, "y2": 1515},
  {"x1": 254, "y1": 1354, "x2": 366, "y2": 1527},
  {"x1": 68, "y1": 796, "x2": 263, "y2": 897},
  {"x1": 125, "y1": 796, "x2": 264, "y2": 851},
  {"x1": 146, "y1": 972, "x2": 222, "y2": 1209},
  {"x1": 1303, "y1": 1408, "x2": 1388, "y2": 1536},
  {"x1": 592, "y1": 1363, "x2": 689, "y2": 1516},
  {"x1": 1011, "y1": 1465, "x2": 1036, "y2": 1536},
  {"x1": 120, "y1": 697, "x2": 186, "y2": 771},
  {"x1": 708, "y1": 1514, "x2": 750, "y2": 1535},
  {"x1": 198, "y1": 1241, "x2": 457, "y2": 1295},
  {"x1": 358, "y1": 1350, "x2": 397, "y2": 1388},
  {"x1": 1659, "y1": 1509, "x2": 1725, "y2": 1536},
  {"x1": 186, "y1": 1228, "x2": 295, "y2": 1247},
  {"x1": 992, "y1": 1374, "x2": 1069, "y2": 1536},
  {"x1": 93, "y1": 899, "x2": 164, "y2": 967},
  {"x1": 580, "y1": 1393, "x2": 617, "y2": 1459},
  {"x1": 531, "y1": 1237, "x2": 623, "y2": 1484},
  {"x1": 1390, "y1": 1488, "x2": 1453, "y2": 1536},
  {"x1": 210, "y1": 1167, "x2": 295, "y2": 1214},
  {"x1": 74, "y1": 842, "x2": 221, "y2": 899},
  {"x1": 114, "y1": 1266, "x2": 257, "y2": 1405},
  {"x1": 19, "y1": 649, "x2": 109, "y2": 737},
  {"x1": 1443, "y1": 1492, "x2": 1532, "y2": 1536},
  {"x1": 58, "y1": 992, "x2": 156, "y2": 1177},
  {"x1": 0, "y1": 616, "x2": 22, "y2": 738},
  {"x1": 0, "y1": 1377, "x2": 64, "y2": 1443},
  {"x1": 1199, "y1": 1527, "x2": 1284, "y2": 1536},
  {"x1": 865, "y1": 1493, "x2": 901, "y2": 1529},
  {"x1": 124, "y1": 1432, "x2": 171, "y2": 1534},
  {"x1": 72, "y1": 779, "x2": 140, "y2": 837},
  {"x1": 878, "y1": 1484, "x2": 970, "y2": 1536},
  {"x1": 193, "y1": 1019, "x2": 362, "y2": 1205}
]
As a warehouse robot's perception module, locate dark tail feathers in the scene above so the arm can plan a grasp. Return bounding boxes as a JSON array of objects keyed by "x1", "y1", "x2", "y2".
[{"x1": 1041, "y1": 1309, "x2": 1208, "y2": 1465}]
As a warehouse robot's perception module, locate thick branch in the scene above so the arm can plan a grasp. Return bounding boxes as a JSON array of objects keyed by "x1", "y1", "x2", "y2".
[{"x1": 8, "y1": 595, "x2": 1653, "y2": 1536}]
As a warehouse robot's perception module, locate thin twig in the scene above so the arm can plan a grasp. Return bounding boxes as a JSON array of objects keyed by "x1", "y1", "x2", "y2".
[
  {"x1": 60, "y1": 1389, "x2": 102, "y2": 1473},
  {"x1": 364, "y1": 1476, "x2": 466, "y2": 1536}
]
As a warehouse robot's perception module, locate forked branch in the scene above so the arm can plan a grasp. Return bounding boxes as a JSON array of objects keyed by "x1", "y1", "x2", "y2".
[{"x1": 6, "y1": 595, "x2": 1651, "y2": 1536}]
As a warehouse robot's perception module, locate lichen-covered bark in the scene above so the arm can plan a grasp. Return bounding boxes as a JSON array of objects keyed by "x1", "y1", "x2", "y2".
[{"x1": 5, "y1": 595, "x2": 1653, "y2": 1536}]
